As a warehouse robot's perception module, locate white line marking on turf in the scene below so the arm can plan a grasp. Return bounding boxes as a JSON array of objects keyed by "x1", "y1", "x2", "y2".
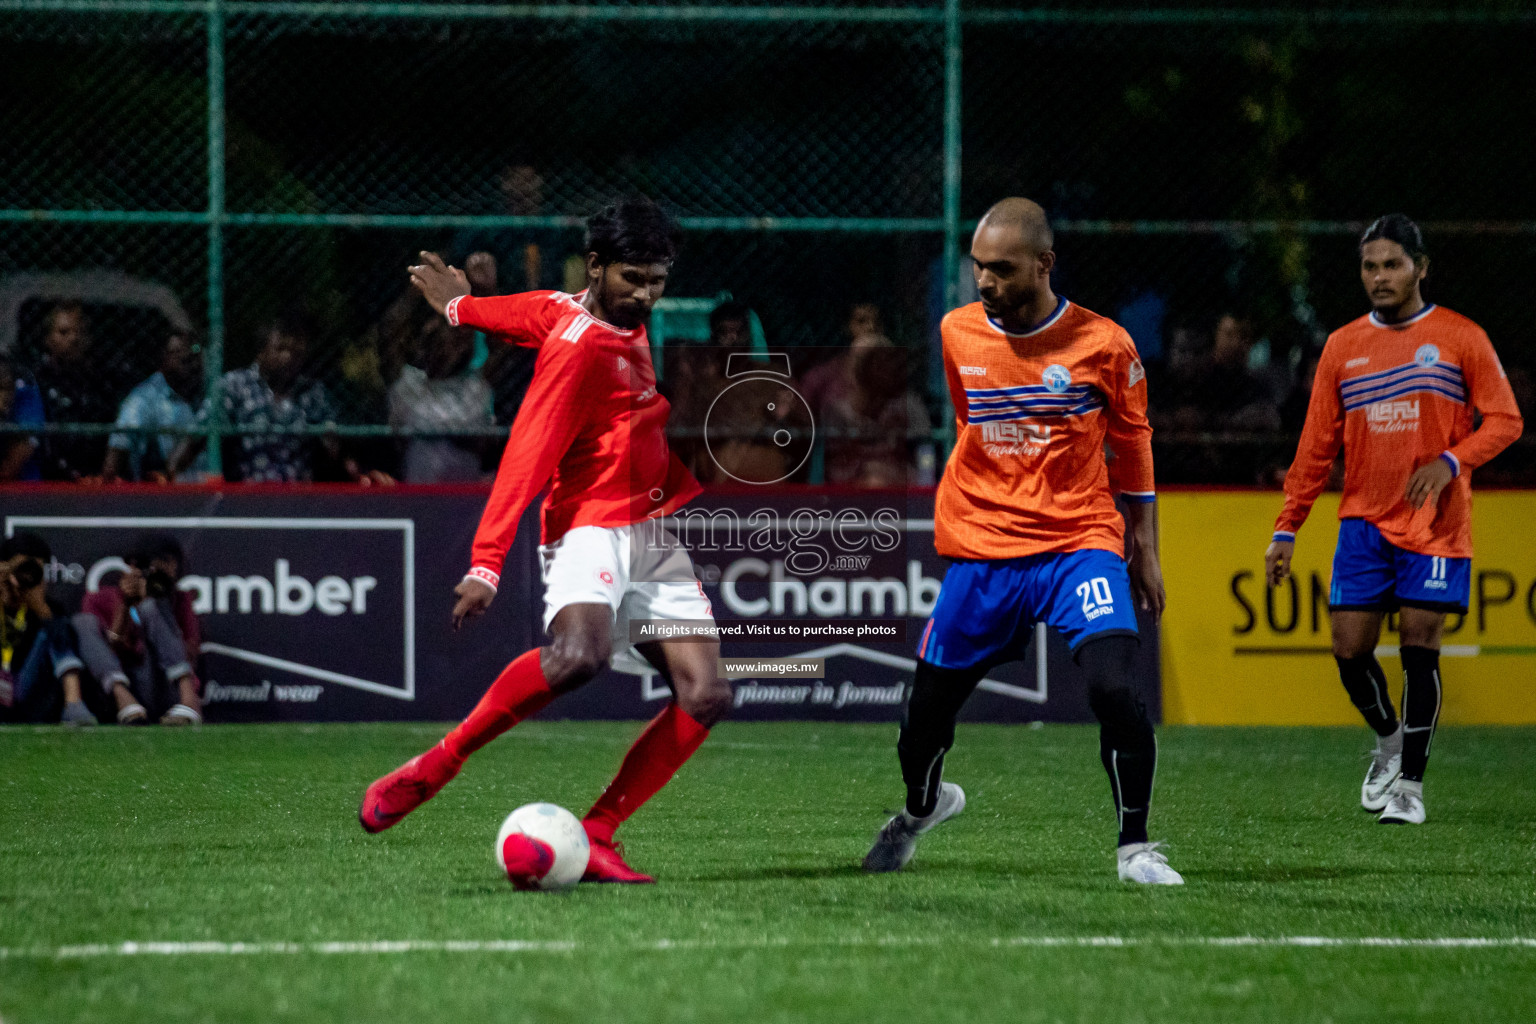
[{"x1": 2, "y1": 936, "x2": 1534, "y2": 960}]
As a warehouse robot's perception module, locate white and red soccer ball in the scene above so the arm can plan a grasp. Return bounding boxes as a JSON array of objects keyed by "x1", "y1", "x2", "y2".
[{"x1": 494, "y1": 803, "x2": 590, "y2": 890}]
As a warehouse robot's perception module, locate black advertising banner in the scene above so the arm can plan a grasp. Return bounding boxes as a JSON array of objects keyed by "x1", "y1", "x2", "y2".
[{"x1": 1, "y1": 488, "x2": 1158, "y2": 724}]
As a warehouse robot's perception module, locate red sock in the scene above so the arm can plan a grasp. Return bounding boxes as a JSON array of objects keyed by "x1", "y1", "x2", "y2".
[
  {"x1": 583, "y1": 702, "x2": 710, "y2": 844},
  {"x1": 440, "y1": 649, "x2": 554, "y2": 764}
]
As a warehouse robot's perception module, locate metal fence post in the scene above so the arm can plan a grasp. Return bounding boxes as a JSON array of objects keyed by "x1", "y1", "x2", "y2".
[
  {"x1": 939, "y1": 0, "x2": 963, "y2": 456},
  {"x1": 205, "y1": 0, "x2": 226, "y2": 477}
]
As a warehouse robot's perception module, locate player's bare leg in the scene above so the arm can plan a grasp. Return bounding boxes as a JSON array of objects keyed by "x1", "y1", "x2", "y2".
[
  {"x1": 1380, "y1": 607, "x2": 1445, "y2": 825},
  {"x1": 579, "y1": 636, "x2": 730, "y2": 883},
  {"x1": 1329, "y1": 610, "x2": 1405, "y2": 812},
  {"x1": 359, "y1": 604, "x2": 609, "y2": 833}
]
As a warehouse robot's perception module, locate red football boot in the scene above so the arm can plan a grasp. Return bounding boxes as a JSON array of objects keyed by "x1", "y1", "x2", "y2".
[
  {"x1": 358, "y1": 743, "x2": 460, "y2": 833},
  {"x1": 580, "y1": 832, "x2": 655, "y2": 884},
  {"x1": 500, "y1": 834, "x2": 558, "y2": 890}
]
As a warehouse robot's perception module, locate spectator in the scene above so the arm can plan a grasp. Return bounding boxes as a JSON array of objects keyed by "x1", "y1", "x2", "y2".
[
  {"x1": 1147, "y1": 316, "x2": 1211, "y2": 432},
  {"x1": 799, "y1": 302, "x2": 886, "y2": 419},
  {"x1": 667, "y1": 301, "x2": 804, "y2": 484},
  {"x1": 1, "y1": 355, "x2": 44, "y2": 481},
  {"x1": 1204, "y1": 312, "x2": 1282, "y2": 431},
  {"x1": 388, "y1": 316, "x2": 494, "y2": 482},
  {"x1": 453, "y1": 163, "x2": 582, "y2": 294},
  {"x1": 819, "y1": 337, "x2": 932, "y2": 486},
  {"x1": 102, "y1": 329, "x2": 208, "y2": 482},
  {"x1": 168, "y1": 310, "x2": 341, "y2": 483},
  {"x1": 32, "y1": 302, "x2": 118, "y2": 481},
  {"x1": 74, "y1": 535, "x2": 202, "y2": 726},
  {"x1": 0, "y1": 532, "x2": 92, "y2": 725}
]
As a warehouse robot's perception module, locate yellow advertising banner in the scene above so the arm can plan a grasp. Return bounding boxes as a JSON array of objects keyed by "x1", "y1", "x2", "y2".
[{"x1": 1160, "y1": 490, "x2": 1536, "y2": 725}]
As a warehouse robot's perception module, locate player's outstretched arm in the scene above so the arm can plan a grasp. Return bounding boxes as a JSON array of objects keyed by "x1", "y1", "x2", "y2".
[
  {"x1": 408, "y1": 251, "x2": 471, "y2": 317},
  {"x1": 1123, "y1": 499, "x2": 1166, "y2": 619}
]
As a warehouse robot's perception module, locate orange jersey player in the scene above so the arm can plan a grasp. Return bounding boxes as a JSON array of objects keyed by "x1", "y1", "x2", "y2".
[
  {"x1": 359, "y1": 198, "x2": 733, "y2": 886},
  {"x1": 1266, "y1": 214, "x2": 1523, "y2": 826},
  {"x1": 863, "y1": 198, "x2": 1181, "y2": 886}
]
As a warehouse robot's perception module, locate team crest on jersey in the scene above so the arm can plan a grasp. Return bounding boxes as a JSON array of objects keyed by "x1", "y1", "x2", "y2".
[
  {"x1": 1041, "y1": 364, "x2": 1072, "y2": 393},
  {"x1": 1415, "y1": 344, "x2": 1440, "y2": 367},
  {"x1": 597, "y1": 570, "x2": 615, "y2": 586}
]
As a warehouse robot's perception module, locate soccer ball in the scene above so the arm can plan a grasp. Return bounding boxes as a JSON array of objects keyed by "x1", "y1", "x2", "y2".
[{"x1": 494, "y1": 803, "x2": 590, "y2": 891}]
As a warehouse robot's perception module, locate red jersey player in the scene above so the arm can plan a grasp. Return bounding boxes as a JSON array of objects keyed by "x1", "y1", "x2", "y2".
[
  {"x1": 1266, "y1": 214, "x2": 1522, "y2": 825},
  {"x1": 359, "y1": 198, "x2": 731, "y2": 883},
  {"x1": 862, "y1": 198, "x2": 1181, "y2": 885}
]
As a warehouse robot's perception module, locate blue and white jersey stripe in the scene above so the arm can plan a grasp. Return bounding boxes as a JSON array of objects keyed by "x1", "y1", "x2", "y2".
[
  {"x1": 1339, "y1": 360, "x2": 1465, "y2": 411},
  {"x1": 965, "y1": 383, "x2": 1103, "y2": 424}
]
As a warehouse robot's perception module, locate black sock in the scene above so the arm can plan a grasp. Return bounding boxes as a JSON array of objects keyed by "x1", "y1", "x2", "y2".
[
  {"x1": 1334, "y1": 654, "x2": 1399, "y2": 737},
  {"x1": 1078, "y1": 636, "x2": 1156, "y2": 847},
  {"x1": 898, "y1": 660, "x2": 984, "y2": 817},
  {"x1": 1399, "y1": 646, "x2": 1442, "y2": 782}
]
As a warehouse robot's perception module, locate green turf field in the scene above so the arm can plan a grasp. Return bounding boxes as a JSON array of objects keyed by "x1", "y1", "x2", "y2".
[{"x1": 2, "y1": 721, "x2": 1533, "y2": 1023}]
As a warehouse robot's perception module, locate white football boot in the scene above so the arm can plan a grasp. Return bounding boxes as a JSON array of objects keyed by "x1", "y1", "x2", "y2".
[
  {"x1": 1361, "y1": 728, "x2": 1403, "y2": 812},
  {"x1": 1377, "y1": 779, "x2": 1426, "y2": 825},
  {"x1": 862, "y1": 782, "x2": 966, "y2": 873},
  {"x1": 1117, "y1": 842, "x2": 1184, "y2": 885}
]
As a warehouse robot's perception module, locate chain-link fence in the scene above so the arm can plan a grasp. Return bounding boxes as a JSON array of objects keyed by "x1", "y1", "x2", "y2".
[{"x1": 3, "y1": 2, "x2": 1534, "y2": 484}]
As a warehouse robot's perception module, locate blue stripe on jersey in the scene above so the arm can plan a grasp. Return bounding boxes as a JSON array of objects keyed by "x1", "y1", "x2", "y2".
[
  {"x1": 969, "y1": 400, "x2": 1102, "y2": 423},
  {"x1": 964, "y1": 393, "x2": 1099, "y2": 408},
  {"x1": 965, "y1": 382, "x2": 1094, "y2": 400},
  {"x1": 1340, "y1": 360, "x2": 1463, "y2": 393},
  {"x1": 1341, "y1": 380, "x2": 1466, "y2": 412}
]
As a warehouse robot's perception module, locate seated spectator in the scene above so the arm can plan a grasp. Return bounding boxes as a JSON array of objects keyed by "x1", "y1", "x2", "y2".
[
  {"x1": 168, "y1": 310, "x2": 342, "y2": 483},
  {"x1": 1, "y1": 355, "x2": 45, "y2": 481},
  {"x1": 0, "y1": 532, "x2": 92, "y2": 725},
  {"x1": 388, "y1": 316, "x2": 494, "y2": 482},
  {"x1": 819, "y1": 337, "x2": 932, "y2": 487},
  {"x1": 32, "y1": 302, "x2": 118, "y2": 481},
  {"x1": 74, "y1": 535, "x2": 202, "y2": 726},
  {"x1": 1204, "y1": 312, "x2": 1282, "y2": 431},
  {"x1": 799, "y1": 302, "x2": 886, "y2": 418},
  {"x1": 102, "y1": 329, "x2": 208, "y2": 482},
  {"x1": 1147, "y1": 316, "x2": 1211, "y2": 432}
]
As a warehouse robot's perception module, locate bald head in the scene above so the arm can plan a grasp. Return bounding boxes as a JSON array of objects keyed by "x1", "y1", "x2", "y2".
[
  {"x1": 977, "y1": 197, "x2": 1054, "y2": 255},
  {"x1": 970, "y1": 197, "x2": 1058, "y2": 329}
]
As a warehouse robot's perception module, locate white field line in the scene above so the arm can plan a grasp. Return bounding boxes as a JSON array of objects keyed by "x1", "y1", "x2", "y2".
[{"x1": 2, "y1": 935, "x2": 1534, "y2": 960}]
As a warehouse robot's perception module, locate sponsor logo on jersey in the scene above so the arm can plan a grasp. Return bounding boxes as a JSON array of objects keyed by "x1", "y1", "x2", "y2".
[
  {"x1": 959, "y1": 365, "x2": 987, "y2": 376},
  {"x1": 1345, "y1": 356, "x2": 1371, "y2": 368},
  {"x1": 1041, "y1": 364, "x2": 1072, "y2": 394},
  {"x1": 616, "y1": 356, "x2": 630, "y2": 371},
  {"x1": 979, "y1": 421, "x2": 1050, "y2": 456},
  {"x1": 597, "y1": 569, "x2": 615, "y2": 586},
  {"x1": 1128, "y1": 360, "x2": 1145, "y2": 387},
  {"x1": 1415, "y1": 344, "x2": 1440, "y2": 367},
  {"x1": 1365, "y1": 398, "x2": 1420, "y2": 433}
]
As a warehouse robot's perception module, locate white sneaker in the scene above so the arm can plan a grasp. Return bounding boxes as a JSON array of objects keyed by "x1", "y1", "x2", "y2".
[
  {"x1": 862, "y1": 782, "x2": 966, "y2": 873},
  {"x1": 1361, "y1": 747, "x2": 1402, "y2": 812},
  {"x1": 1117, "y1": 842, "x2": 1184, "y2": 885},
  {"x1": 1378, "y1": 779, "x2": 1426, "y2": 825}
]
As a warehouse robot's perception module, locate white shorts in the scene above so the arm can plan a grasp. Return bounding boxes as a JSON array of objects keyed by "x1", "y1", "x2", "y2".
[{"x1": 539, "y1": 523, "x2": 715, "y2": 672}]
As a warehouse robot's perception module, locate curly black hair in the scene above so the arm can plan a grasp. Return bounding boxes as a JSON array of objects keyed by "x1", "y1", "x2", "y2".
[{"x1": 584, "y1": 195, "x2": 681, "y2": 267}]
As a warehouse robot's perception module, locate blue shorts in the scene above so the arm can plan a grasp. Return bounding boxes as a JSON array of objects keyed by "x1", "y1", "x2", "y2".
[
  {"x1": 1328, "y1": 518, "x2": 1470, "y2": 613},
  {"x1": 916, "y1": 549, "x2": 1140, "y2": 671}
]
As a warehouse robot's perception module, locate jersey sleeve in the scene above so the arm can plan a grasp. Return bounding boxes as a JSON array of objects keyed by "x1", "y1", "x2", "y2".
[
  {"x1": 1441, "y1": 329, "x2": 1524, "y2": 477},
  {"x1": 1101, "y1": 330, "x2": 1155, "y2": 502},
  {"x1": 1274, "y1": 341, "x2": 1344, "y2": 540},
  {"x1": 940, "y1": 313, "x2": 969, "y2": 430},
  {"x1": 466, "y1": 331, "x2": 594, "y2": 586},
  {"x1": 446, "y1": 291, "x2": 567, "y2": 349}
]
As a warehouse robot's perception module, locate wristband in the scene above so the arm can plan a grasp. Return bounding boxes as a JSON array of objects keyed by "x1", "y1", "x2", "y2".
[
  {"x1": 1271, "y1": 531, "x2": 1295, "y2": 543},
  {"x1": 1439, "y1": 451, "x2": 1461, "y2": 478},
  {"x1": 464, "y1": 566, "x2": 499, "y2": 592},
  {"x1": 445, "y1": 294, "x2": 465, "y2": 328}
]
